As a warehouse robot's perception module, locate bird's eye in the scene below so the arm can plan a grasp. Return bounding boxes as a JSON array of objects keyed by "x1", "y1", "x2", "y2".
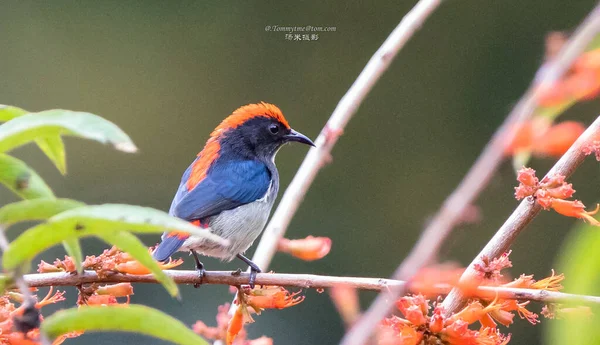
[{"x1": 269, "y1": 124, "x2": 279, "y2": 135}]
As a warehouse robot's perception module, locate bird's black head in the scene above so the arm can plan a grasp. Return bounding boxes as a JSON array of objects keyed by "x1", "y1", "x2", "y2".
[{"x1": 216, "y1": 102, "x2": 314, "y2": 162}]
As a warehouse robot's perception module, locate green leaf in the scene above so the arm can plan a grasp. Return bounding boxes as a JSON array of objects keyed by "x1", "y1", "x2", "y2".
[
  {"x1": 0, "y1": 198, "x2": 84, "y2": 227},
  {"x1": 2, "y1": 204, "x2": 226, "y2": 271},
  {"x1": 535, "y1": 99, "x2": 576, "y2": 121},
  {"x1": 0, "y1": 109, "x2": 137, "y2": 153},
  {"x1": 546, "y1": 223, "x2": 600, "y2": 345},
  {"x1": 0, "y1": 105, "x2": 28, "y2": 121},
  {"x1": 62, "y1": 238, "x2": 84, "y2": 273},
  {"x1": 0, "y1": 105, "x2": 68, "y2": 174},
  {"x1": 50, "y1": 204, "x2": 226, "y2": 242},
  {"x1": 42, "y1": 305, "x2": 209, "y2": 345},
  {"x1": 0, "y1": 154, "x2": 54, "y2": 199},
  {"x1": 0, "y1": 275, "x2": 9, "y2": 295},
  {"x1": 35, "y1": 136, "x2": 67, "y2": 174},
  {"x1": 98, "y1": 231, "x2": 179, "y2": 297},
  {"x1": 512, "y1": 150, "x2": 532, "y2": 172}
]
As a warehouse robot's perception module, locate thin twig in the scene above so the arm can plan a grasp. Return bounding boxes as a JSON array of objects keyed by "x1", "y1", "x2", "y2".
[
  {"x1": 18, "y1": 270, "x2": 600, "y2": 305},
  {"x1": 342, "y1": 3, "x2": 600, "y2": 344}
]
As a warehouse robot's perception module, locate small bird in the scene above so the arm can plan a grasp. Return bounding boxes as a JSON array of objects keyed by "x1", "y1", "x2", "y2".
[{"x1": 153, "y1": 102, "x2": 314, "y2": 287}]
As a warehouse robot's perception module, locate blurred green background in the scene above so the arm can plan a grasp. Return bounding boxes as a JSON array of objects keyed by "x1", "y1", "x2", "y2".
[{"x1": 1, "y1": 1, "x2": 600, "y2": 344}]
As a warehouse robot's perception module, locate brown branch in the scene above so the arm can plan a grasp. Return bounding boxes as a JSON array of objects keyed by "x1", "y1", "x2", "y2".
[
  {"x1": 20, "y1": 270, "x2": 600, "y2": 306},
  {"x1": 342, "y1": 3, "x2": 600, "y2": 345}
]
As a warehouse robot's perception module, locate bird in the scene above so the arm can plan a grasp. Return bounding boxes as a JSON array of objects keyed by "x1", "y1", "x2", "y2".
[{"x1": 153, "y1": 102, "x2": 314, "y2": 287}]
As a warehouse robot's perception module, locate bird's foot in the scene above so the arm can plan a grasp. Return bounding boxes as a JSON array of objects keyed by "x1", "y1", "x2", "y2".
[
  {"x1": 194, "y1": 266, "x2": 206, "y2": 288},
  {"x1": 236, "y1": 254, "x2": 261, "y2": 288},
  {"x1": 248, "y1": 265, "x2": 261, "y2": 289},
  {"x1": 190, "y1": 250, "x2": 206, "y2": 288}
]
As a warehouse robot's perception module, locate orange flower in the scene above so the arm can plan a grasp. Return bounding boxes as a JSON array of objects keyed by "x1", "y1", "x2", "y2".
[
  {"x1": 500, "y1": 300, "x2": 539, "y2": 325},
  {"x1": 37, "y1": 261, "x2": 62, "y2": 273},
  {"x1": 582, "y1": 139, "x2": 600, "y2": 161},
  {"x1": 473, "y1": 251, "x2": 513, "y2": 283},
  {"x1": 35, "y1": 287, "x2": 65, "y2": 308},
  {"x1": 96, "y1": 283, "x2": 134, "y2": 298},
  {"x1": 429, "y1": 306, "x2": 444, "y2": 333},
  {"x1": 537, "y1": 48, "x2": 600, "y2": 107},
  {"x1": 277, "y1": 236, "x2": 331, "y2": 261},
  {"x1": 396, "y1": 295, "x2": 428, "y2": 326},
  {"x1": 226, "y1": 305, "x2": 245, "y2": 345},
  {"x1": 442, "y1": 322, "x2": 510, "y2": 345},
  {"x1": 448, "y1": 300, "x2": 501, "y2": 325},
  {"x1": 550, "y1": 199, "x2": 600, "y2": 225},
  {"x1": 505, "y1": 121, "x2": 535, "y2": 154},
  {"x1": 533, "y1": 121, "x2": 584, "y2": 156},
  {"x1": 573, "y1": 49, "x2": 600, "y2": 71},
  {"x1": 505, "y1": 120, "x2": 583, "y2": 157},
  {"x1": 530, "y1": 270, "x2": 564, "y2": 291},
  {"x1": 114, "y1": 258, "x2": 183, "y2": 275},
  {"x1": 85, "y1": 295, "x2": 119, "y2": 306},
  {"x1": 564, "y1": 72, "x2": 600, "y2": 100},
  {"x1": 246, "y1": 286, "x2": 304, "y2": 311}
]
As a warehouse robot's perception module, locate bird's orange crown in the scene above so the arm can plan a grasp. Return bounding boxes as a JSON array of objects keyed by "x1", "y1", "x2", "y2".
[
  {"x1": 186, "y1": 102, "x2": 289, "y2": 191},
  {"x1": 213, "y1": 102, "x2": 290, "y2": 135}
]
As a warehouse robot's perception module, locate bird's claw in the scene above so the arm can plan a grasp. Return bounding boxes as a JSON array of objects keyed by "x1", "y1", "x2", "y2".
[
  {"x1": 193, "y1": 267, "x2": 206, "y2": 288},
  {"x1": 236, "y1": 253, "x2": 262, "y2": 288},
  {"x1": 190, "y1": 250, "x2": 206, "y2": 288},
  {"x1": 248, "y1": 267, "x2": 260, "y2": 289}
]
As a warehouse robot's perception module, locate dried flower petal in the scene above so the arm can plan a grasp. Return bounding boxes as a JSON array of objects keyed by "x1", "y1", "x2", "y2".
[{"x1": 277, "y1": 236, "x2": 332, "y2": 261}]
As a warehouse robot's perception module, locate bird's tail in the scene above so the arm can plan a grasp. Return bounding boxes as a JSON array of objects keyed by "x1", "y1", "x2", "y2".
[{"x1": 152, "y1": 233, "x2": 186, "y2": 262}]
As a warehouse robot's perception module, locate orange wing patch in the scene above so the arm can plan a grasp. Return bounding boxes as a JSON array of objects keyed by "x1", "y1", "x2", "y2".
[
  {"x1": 187, "y1": 140, "x2": 220, "y2": 191},
  {"x1": 186, "y1": 102, "x2": 288, "y2": 191},
  {"x1": 167, "y1": 231, "x2": 190, "y2": 240}
]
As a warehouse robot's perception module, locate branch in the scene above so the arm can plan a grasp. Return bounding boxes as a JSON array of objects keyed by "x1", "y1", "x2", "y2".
[
  {"x1": 20, "y1": 270, "x2": 600, "y2": 305},
  {"x1": 342, "y1": 3, "x2": 600, "y2": 345}
]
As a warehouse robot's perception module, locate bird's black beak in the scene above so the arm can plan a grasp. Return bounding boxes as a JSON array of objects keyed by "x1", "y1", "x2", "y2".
[{"x1": 285, "y1": 129, "x2": 315, "y2": 147}]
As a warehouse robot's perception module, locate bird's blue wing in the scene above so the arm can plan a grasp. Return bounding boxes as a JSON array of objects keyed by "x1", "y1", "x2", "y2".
[
  {"x1": 153, "y1": 159, "x2": 270, "y2": 262},
  {"x1": 171, "y1": 159, "x2": 271, "y2": 221}
]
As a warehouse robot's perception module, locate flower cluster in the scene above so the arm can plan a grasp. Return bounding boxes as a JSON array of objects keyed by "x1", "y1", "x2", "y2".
[
  {"x1": 223, "y1": 286, "x2": 304, "y2": 345},
  {"x1": 38, "y1": 246, "x2": 183, "y2": 277},
  {"x1": 76, "y1": 283, "x2": 134, "y2": 306},
  {"x1": 379, "y1": 295, "x2": 511, "y2": 345},
  {"x1": 378, "y1": 251, "x2": 567, "y2": 345},
  {"x1": 0, "y1": 288, "x2": 81, "y2": 345},
  {"x1": 277, "y1": 236, "x2": 332, "y2": 261},
  {"x1": 582, "y1": 139, "x2": 600, "y2": 161},
  {"x1": 514, "y1": 167, "x2": 600, "y2": 225}
]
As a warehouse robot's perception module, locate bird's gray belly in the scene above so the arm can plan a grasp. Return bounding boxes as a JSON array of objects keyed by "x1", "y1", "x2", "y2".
[{"x1": 180, "y1": 199, "x2": 274, "y2": 261}]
